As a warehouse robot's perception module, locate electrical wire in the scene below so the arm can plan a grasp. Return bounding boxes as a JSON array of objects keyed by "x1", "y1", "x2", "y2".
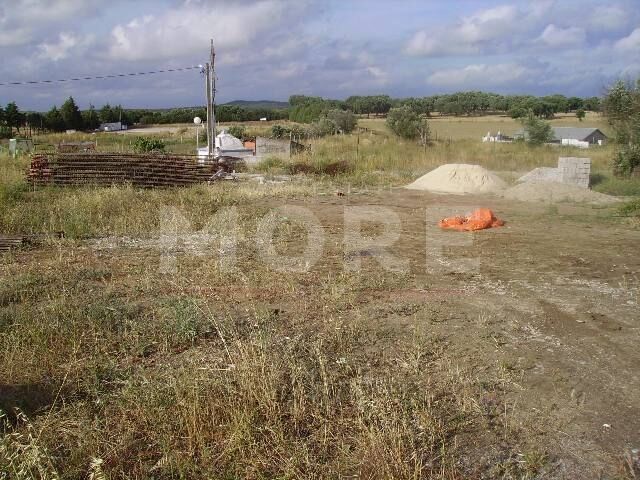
[{"x1": 0, "y1": 65, "x2": 203, "y2": 87}]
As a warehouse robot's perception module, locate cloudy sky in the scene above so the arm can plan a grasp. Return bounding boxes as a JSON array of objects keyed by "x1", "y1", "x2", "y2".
[{"x1": 1, "y1": 0, "x2": 639, "y2": 110}]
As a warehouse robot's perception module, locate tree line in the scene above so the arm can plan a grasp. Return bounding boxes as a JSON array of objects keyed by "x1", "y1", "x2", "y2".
[
  {"x1": 288, "y1": 92, "x2": 601, "y2": 123},
  {"x1": 1, "y1": 90, "x2": 603, "y2": 137},
  {"x1": 0, "y1": 98, "x2": 289, "y2": 137}
]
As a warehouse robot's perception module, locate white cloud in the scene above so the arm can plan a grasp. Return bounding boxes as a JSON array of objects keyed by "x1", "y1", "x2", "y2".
[
  {"x1": 39, "y1": 33, "x2": 79, "y2": 61},
  {"x1": 615, "y1": 27, "x2": 640, "y2": 51},
  {"x1": 0, "y1": 0, "x2": 99, "y2": 47},
  {"x1": 406, "y1": 5, "x2": 518, "y2": 56},
  {"x1": 427, "y1": 63, "x2": 532, "y2": 88},
  {"x1": 457, "y1": 5, "x2": 518, "y2": 43},
  {"x1": 589, "y1": 5, "x2": 628, "y2": 31},
  {"x1": 107, "y1": 0, "x2": 292, "y2": 62},
  {"x1": 273, "y1": 62, "x2": 305, "y2": 79},
  {"x1": 406, "y1": 31, "x2": 477, "y2": 56},
  {"x1": 538, "y1": 24, "x2": 586, "y2": 47}
]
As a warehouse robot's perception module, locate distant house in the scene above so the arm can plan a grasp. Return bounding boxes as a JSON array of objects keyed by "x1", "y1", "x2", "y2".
[
  {"x1": 514, "y1": 127, "x2": 607, "y2": 148},
  {"x1": 99, "y1": 122, "x2": 127, "y2": 132},
  {"x1": 550, "y1": 127, "x2": 607, "y2": 145}
]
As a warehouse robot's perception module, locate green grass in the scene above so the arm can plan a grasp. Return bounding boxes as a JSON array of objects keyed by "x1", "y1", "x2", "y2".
[
  {"x1": 592, "y1": 174, "x2": 640, "y2": 196},
  {"x1": 618, "y1": 198, "x2": 640, "y2": 216}
]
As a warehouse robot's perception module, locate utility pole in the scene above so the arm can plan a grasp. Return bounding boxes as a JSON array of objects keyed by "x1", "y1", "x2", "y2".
[
  {"x1": 205, "y1": 39, "x2": 217, "y2": 162},
  {"x1": 205, "y1": 60, "x2": 212, "y2": 160}
]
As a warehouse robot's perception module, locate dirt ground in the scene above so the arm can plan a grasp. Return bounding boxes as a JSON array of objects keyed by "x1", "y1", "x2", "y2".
[{"x1": 263, "y1": 188, "x2": 640, "y2": 477}]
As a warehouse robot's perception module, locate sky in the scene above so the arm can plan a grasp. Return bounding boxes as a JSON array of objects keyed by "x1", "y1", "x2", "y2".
[{"x1": 1, "y1": 0, "x2": 639, "y2": 110}]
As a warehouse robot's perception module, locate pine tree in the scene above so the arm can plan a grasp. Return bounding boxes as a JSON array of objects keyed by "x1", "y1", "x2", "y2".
[{"x1": 60, "y1": 96, "x2": 84, "y2": 130}]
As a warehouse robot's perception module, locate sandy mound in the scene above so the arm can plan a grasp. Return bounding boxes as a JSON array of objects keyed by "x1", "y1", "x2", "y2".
[
  {"x1": 517, "y1": 167, "x2": 562, "y2": 183},
  {"x1": 405, "y1": 164, "x2": 506, "y2": 194},
  {"x1": 502, "y1": 181, "x2": 619, "y2": 205}
]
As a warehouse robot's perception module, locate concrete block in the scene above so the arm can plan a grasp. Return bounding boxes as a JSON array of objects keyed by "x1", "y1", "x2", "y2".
[{"x1": 559, "y1": 157, "x2": 591, "y2": 188}]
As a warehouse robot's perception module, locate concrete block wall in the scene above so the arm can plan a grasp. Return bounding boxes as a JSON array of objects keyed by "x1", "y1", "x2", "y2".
[
  {"x1": 558, "y1": 157, "x2": 591, "y2": 188},
  {"x1": 256, "y1": 137, "x2": 291, "y2": 158}
]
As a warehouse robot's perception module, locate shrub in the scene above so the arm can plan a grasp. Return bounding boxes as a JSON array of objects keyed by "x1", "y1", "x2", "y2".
[
  {"x1": 386, "y1": 106, "x2": 431, "y2": 144},
  {"x1": 226, "y1": 125, "x2": 246, "y2": 140},
  {"x1": 326, "y1": 109, "x2": 357, "y2": 133},
  {"x1": 308, "y1": 118, "x2": 337, "y2": 137},
  {"x1": 133, "y1": 137, "x2": 165, "y2": 153},
  {"x1": 271, "y1": 124, "x2": 307, "y2": 140},
  {"x1": 604, "y1": 79, "x2": 640, "y2": 177},
  {"x1": 520, "y1": 114, "x2": 553, "y2": 145}
]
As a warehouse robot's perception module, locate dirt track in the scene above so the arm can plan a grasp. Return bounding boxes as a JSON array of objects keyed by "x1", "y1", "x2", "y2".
[{"x1": 283, "y1": 188, "x2": 640, "y2": 476}]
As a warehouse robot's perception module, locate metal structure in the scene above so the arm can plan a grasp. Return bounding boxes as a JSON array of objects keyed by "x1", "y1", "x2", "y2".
[
  {"x1": 27, "y1": 153, "x2": 224, "y2": 188},
  {"x1": 0, "y1": 233, "x2": 64, "y2": 252}
]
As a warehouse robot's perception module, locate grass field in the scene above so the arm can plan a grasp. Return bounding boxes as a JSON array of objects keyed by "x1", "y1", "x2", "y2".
[
  {"x1": 359, "y1": 112, "x2": 611, "y2": 140},
  {"x1": 1, "y1": 117, "x2": 640, "y2": 478}
]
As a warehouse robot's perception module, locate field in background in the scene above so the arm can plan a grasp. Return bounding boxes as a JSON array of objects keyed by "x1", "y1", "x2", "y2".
[
  {"x1": 360, "y1": 112, "x2": 610, "y2": 140},
  {"x1": 13, "y1": 112, "x2": 635, "y2": 199}
]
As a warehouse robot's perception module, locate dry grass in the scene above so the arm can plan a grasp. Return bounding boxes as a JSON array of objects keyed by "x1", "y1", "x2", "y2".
[{"x1": 1, "y1": 240, "x2": 543, "y2": 478}]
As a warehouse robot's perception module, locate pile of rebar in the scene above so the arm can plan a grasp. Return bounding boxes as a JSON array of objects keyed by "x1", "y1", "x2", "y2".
[
  {"x1": 0, "y1": 232, "x2": 64, "y2": 252},
  {"x1": 0, "y1": 235, "x2": 26, "y2": 252},
  {"x1": 27, "y1": 153, "x2": 223, "y2": 188}
]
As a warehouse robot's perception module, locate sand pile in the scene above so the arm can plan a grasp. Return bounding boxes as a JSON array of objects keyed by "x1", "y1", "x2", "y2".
[
  {"x1": 405, "y1": 164, "x2": 506, "y2": 194},
  {"x1": 502, "y1": 181, "x2": 619, "y2": 205}
]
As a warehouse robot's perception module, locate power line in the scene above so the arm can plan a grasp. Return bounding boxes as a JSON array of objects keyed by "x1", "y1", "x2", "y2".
[{"x1": 0, "y1": 65, "x2": 203, "y2": 87}]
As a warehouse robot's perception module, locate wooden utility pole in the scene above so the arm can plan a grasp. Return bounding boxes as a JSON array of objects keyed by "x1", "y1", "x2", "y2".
[
  {"x1": 205, "y1": 61, "x2": 212, "y2": 160},
  {"x1": 205, "y1": 39, "x2": 217, "y2": 162}
]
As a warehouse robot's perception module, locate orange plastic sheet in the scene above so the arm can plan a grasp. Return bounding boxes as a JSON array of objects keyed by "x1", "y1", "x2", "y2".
[{"x1": 438, "y1": 208, "x2": 505, "y2": 232}]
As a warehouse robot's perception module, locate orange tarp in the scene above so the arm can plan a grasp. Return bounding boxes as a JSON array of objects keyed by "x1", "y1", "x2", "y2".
[{"x1": 438, "y1": 208, "x2": 505, "y2": 231}]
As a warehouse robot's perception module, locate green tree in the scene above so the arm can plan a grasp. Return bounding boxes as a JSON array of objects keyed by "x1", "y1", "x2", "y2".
[
  {"x1": 521, "y1": 113, "x2": 554, "y2": 145},
  {"x1": 25, "y1": 112, "x2": 44, "y2": 133},
  {"x1": 60, "y1": 96, "x2": 84, "y2": 130},
  {"x1": 604, "y1": 79, "x2": 640, "y2": 176},
  {"x1": 4, "y1": 102, "x2": 24, "y2": 133},
  {"x1": 386, "y1": 106, "x2": 429, "y2": 141},
  {"x1": 326, "y1": 109, "x2": 357, "y2": 133},
  {"x1": 82, "y1": 104, "x2": 100, "y2": 130},
  {"x1": 99, "y1": 104, "x2": 116, "y2": 123},
  {"x1": 568, "y1": 97, "x2": 584, "y2": 111},
  {"x1": 576, "y1": 109, "x2": 586, "y2": 122},
  {"x1": 44, "y1": 106, "x2": 65, "y2": 132},
  {"x1": 0, "y1": 105, "x2": 10, "y2": 138},
  {"x1": 583, "y1": 97, "x2": 601, "y2": 112}
]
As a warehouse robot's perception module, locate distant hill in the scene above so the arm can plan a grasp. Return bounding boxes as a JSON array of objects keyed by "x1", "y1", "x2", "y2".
[{"x1": 223, "y1": 100, "x2": 289, "y2": 110}]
